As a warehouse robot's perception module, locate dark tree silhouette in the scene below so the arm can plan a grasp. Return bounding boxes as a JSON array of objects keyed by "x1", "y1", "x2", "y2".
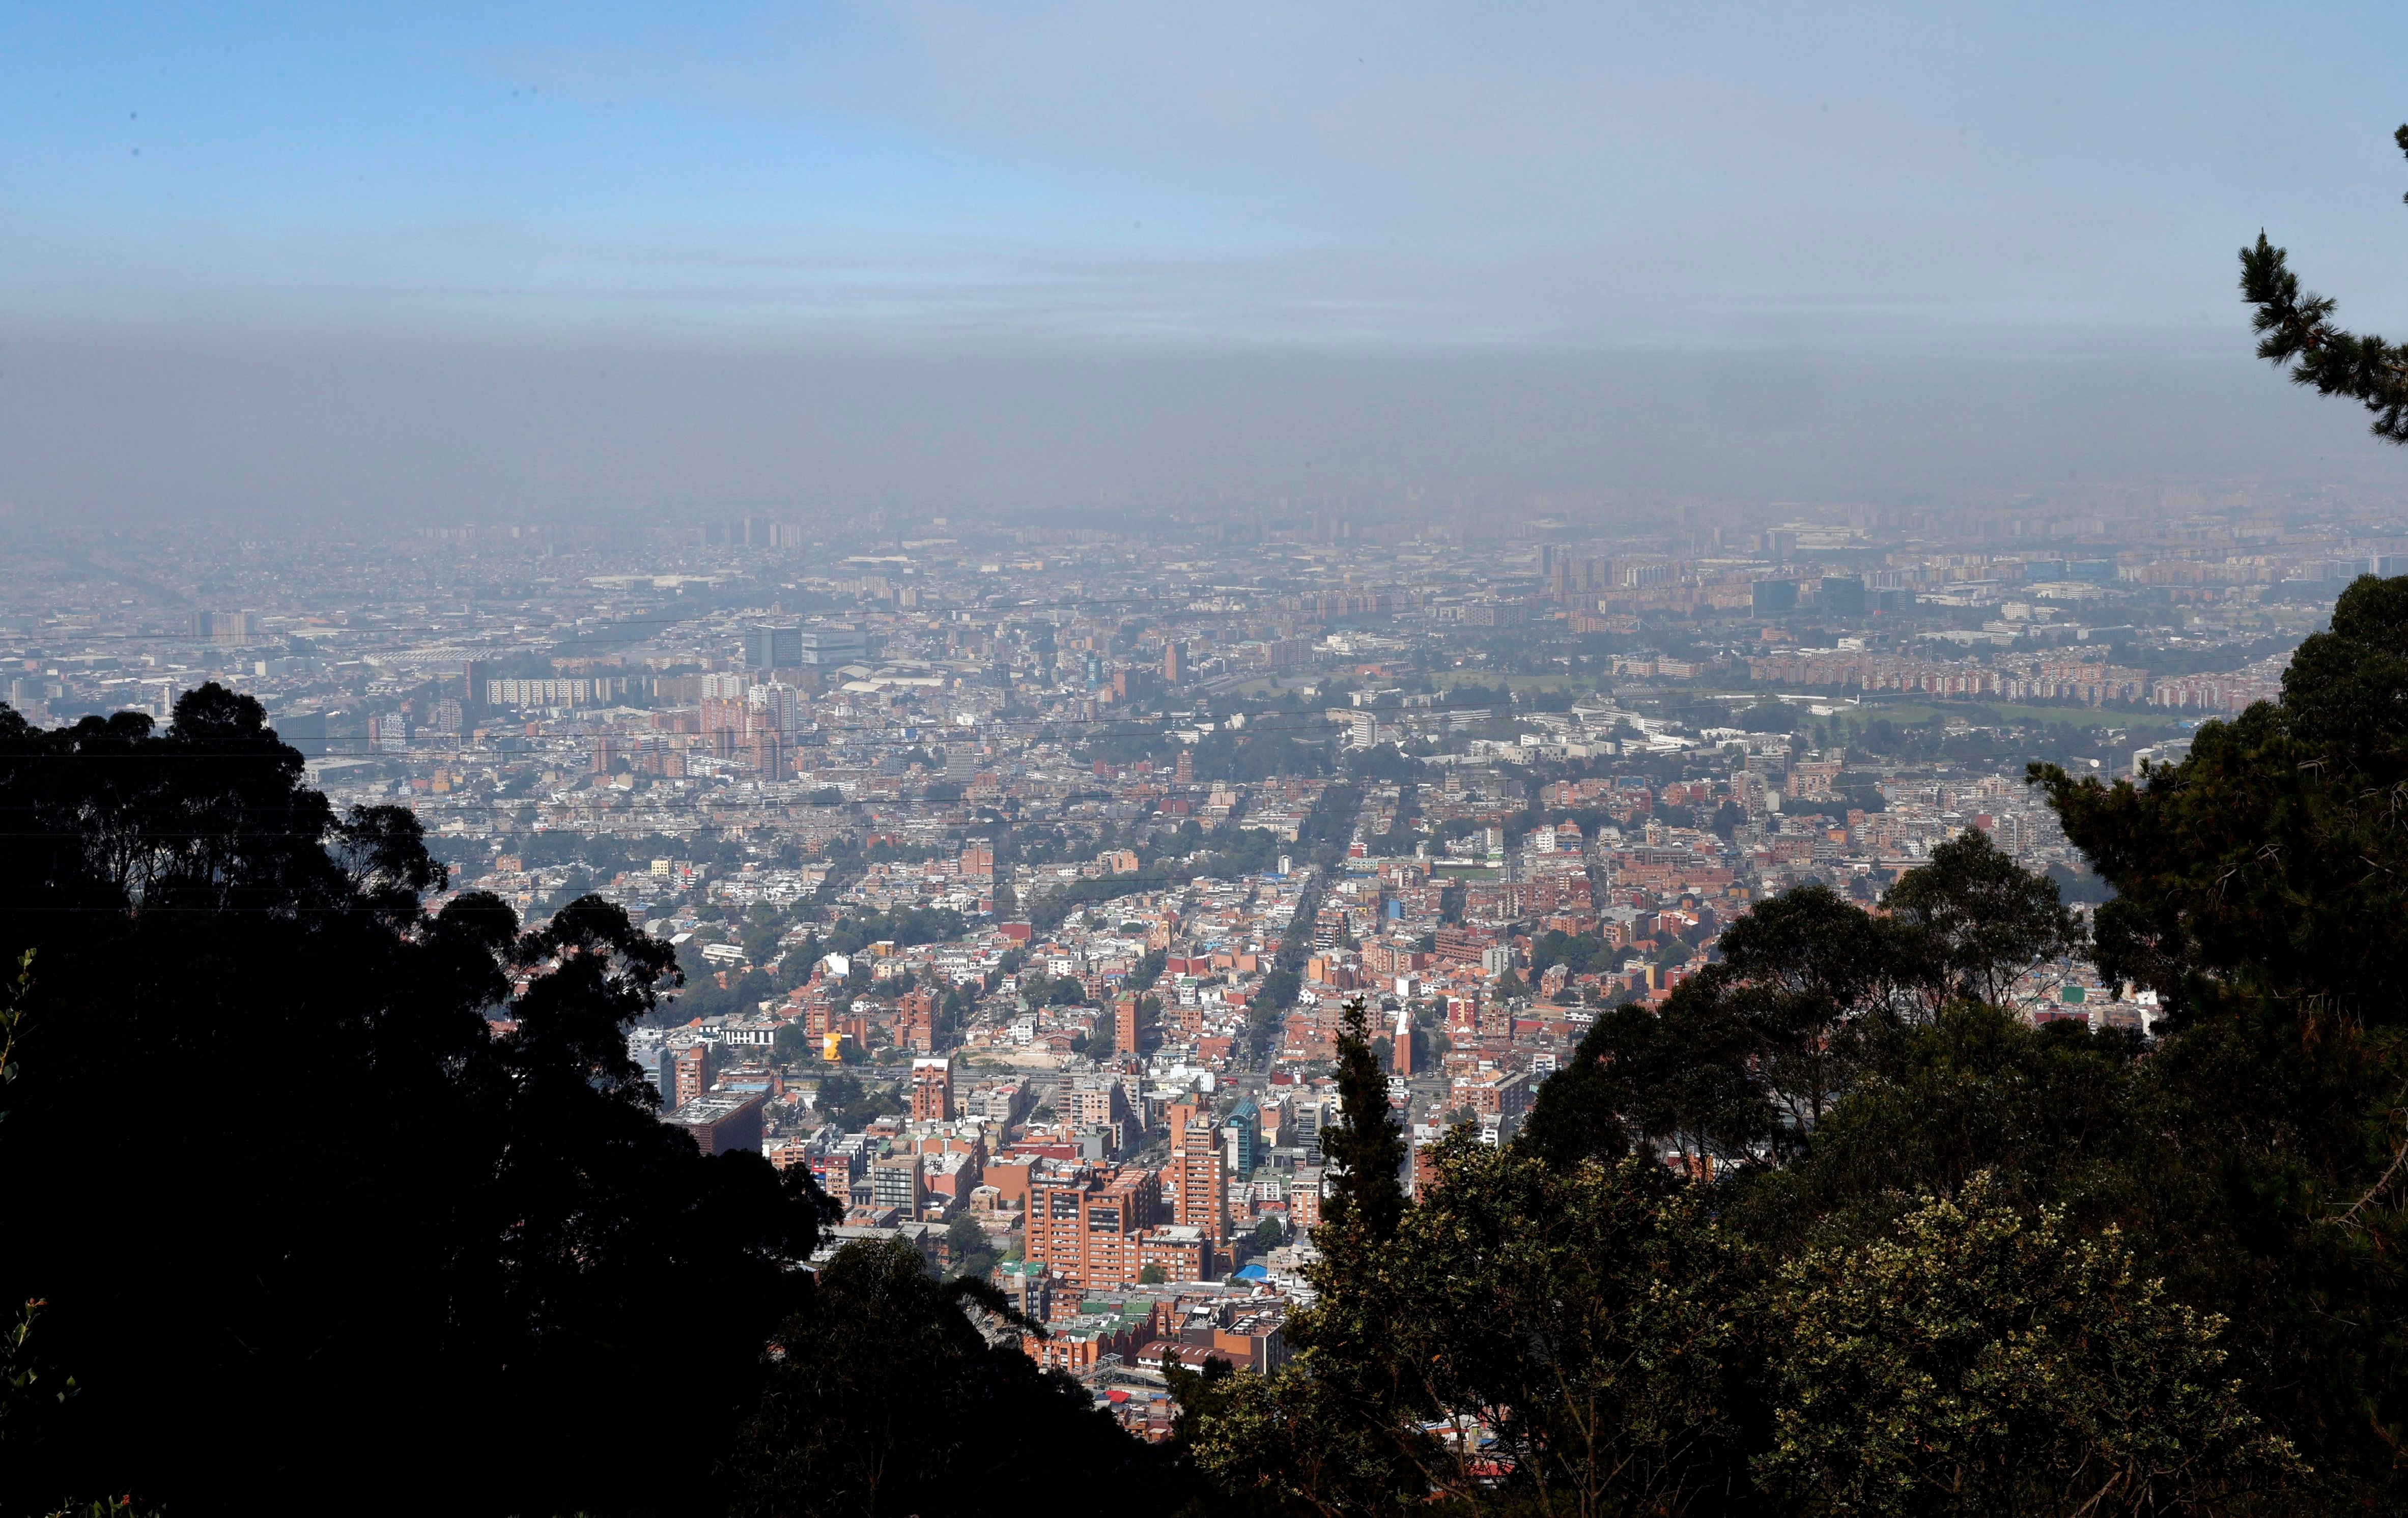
[
  {"x1": 2242, "y1": 125, "x2": 2408, "y2": 440},
  {"x1": 0, "y1": 688, "x2": 830, "y2": 1517}
]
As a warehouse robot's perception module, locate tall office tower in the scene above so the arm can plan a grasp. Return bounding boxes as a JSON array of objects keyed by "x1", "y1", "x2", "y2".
[
  {"x1": 1752, "y1": 580, "x2": 1800, "y2": 616},
  {"x1": 746, "y1": 729, "x2": 787, "y2": 779},
  {"x1": 1222, "y1": 1099, "x2": 1259, "y2": 1179},
  {"x1": 795, "y1": 627, "x2": 868, "y2": 666},
  {"x1": 1820, "y1": 576, "x2": 1868, "y2": 617},
  {"x1": 743, "y1": 624, "x2": 802, "y2": 671},
  {"x1": 1163, "y1": 641, "x2": 1185, "y2": 684}
]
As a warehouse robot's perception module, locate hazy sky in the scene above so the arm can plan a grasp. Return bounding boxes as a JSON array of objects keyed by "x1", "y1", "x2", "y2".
[{"x1": 9, "y1": 3, "x2": 2408, "y2": 519}]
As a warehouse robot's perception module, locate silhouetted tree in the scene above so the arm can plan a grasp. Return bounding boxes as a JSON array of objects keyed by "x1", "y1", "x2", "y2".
[{"x1": 0, "y1": 688, "x2": 830, "y2": 1517}]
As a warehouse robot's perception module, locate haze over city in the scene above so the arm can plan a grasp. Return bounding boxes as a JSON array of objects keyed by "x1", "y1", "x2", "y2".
[{"x1": 11, "y1": 2, "x2": 2408, "y2": 519}]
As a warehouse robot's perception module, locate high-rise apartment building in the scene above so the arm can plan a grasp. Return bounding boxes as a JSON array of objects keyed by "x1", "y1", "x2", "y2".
[
  {"x1": 188, "y1": 611, "x2": 256, "y2": 645},
  {"x1": 910, "y1": 1057, "x2": 955, "y2": 1122},
  {"x1": 1168, "y1": 1110, "x2": 1227, "y2": 1243},
  {"x1": 1112, "y1": 667, "x2": 1156, "y2": 704},
  {"x1": 749, "y1": 680, "x2": 803, "y2": 739},
  {"x1": 1288, "y1": 1166, "x2": 1325, "y2": 1232},
  {"x1": 870, "y1": 1154, "x2": 925, "y2": 1218},
  {"x1": 1026, "y1": 1166, "x2": 1159, "y2": 1290},
  {"x1": 1069, "y1": 1075, "x2": 1134, "y2": 1152},
  {"x1": 665, "y1": 1042, "x2": 713, "y2": 1112}
]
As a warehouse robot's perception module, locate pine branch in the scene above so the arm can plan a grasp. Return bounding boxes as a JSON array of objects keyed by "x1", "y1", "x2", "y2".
[{"x1": 2241, "y1": 125, "x2": 2408, "y2": 443}]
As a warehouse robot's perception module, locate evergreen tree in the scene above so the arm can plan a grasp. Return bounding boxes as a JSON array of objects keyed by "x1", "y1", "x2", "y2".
[
  {"x1": 2031, "y1": 570, "x2": 2408, "y2": 1499},
  {"x1": 1318, "y1": 997, "x2": 1405, "y2": 1243},
  {"x1": 2241, "y1": 125, "x2": 2408, "y2": 442},
  {"x1": 0, "y1": 689, "x2": 832, "y2": 1516}
]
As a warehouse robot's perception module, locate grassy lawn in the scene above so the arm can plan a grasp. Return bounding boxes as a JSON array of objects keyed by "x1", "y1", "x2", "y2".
[
  {"x1": 1672, "y1": 685, "x2": 2206, "y2": 735},
  {"x1": 1231, "y1": 667, "x2": 2218, "y2": 737},
  {"x1": 1834, "y1": 697, "x2": 2202, "y2": 735}
]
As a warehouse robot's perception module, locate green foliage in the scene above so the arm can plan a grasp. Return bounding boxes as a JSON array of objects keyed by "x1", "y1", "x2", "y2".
[
  {"x1": 814, "y1": 1071, "x2": 902, "y2": 1132},
  {"x1": 1178, "y1": 1130, "x2": 1757, "y2": 1516},
  {"x1": 0, "y1": 948, "x2": 30, "y2": 1115},
  {"x1": 1315, "y1": 998, "x2": 1407, "y2": 1249},
  {"x1": 1529, "y1": 928, "x2": 1617, "y2": 977},
  {"x1": 1170, "y1": 1345, "x2": 1430, "y2": 1517},
  {"x1": 819, "y1": 904, "x2": 966, "y2": 957},
  {"x1": 2024, "y1": 571, "x2": 2408, "y2": 1498},
  {"x1": 1761, "y1": 1175, "x2": 2299, "y2": 1516},
  {"x1": 1883, "y1": 828, "x2": 2083, "y2": 1007},
  {"x1": 1739, "y1": 1003, "x2": 2145, "y2": 1254},
  {"x1": 1027, "y1": 972, "x2": 1089, "y2": 1008},
  {"x1": 944, "y1": 1215, "x2": 998, "y2": 1282},
  {"x1": 1396, "y1": 1140, "x2": 1758, "y2": 1512},
  {"x1": 740, "y1": 901, "x2": 787, "y2": 965},
  {"x1": 1522, "y1": 882, "x2": 1922, "y2": 1170},
  {"x1": 1125, "y1": 946, "x2": 1169, "y2": 993},
  {"x1": 2, "y1": 1295, "x2": 73, "y2": 1451},
  {"x1": 670, "y1": 957, "x2": 777, "y2": 1024},
  {"x1": 2241, "y1": 131, "x2": 2408, "y2": 443},
  {"x1": 1523, "y1": 848, "x2": 2082, "y2": 1180}
]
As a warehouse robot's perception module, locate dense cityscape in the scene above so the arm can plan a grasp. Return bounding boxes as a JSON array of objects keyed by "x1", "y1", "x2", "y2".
[
  {"x1": 22, "y1": 3, "x2": 2408, "y2": 1510},
  {"x1": 2, "y1": 482, "x2": 2374, "y2": 1440}
]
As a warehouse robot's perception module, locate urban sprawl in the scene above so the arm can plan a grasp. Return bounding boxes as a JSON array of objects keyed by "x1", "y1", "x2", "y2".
[{"x1": 2, "y1": 488, "x2": 2372, "y2": 1439}]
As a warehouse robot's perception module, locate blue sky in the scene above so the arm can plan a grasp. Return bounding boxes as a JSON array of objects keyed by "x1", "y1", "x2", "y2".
[
  {"x1": 11, "y1": 1, "x2": 2408, "y2": 349},
  {"x1": 12, "y1": 4, "x2": 2408, "y2": 520}
]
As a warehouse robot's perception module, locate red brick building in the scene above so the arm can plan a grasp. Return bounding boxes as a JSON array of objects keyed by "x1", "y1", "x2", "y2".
[
  {"x1": 910, "y1": 1056, "x2": 955, "y2": 1122},
  {"x1": 1027, "y1": 1166, "x2": 1161, "y2": 1290}
]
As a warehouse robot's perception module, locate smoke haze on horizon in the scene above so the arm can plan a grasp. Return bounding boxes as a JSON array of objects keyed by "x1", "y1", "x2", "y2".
[
  {"x1": 9, "y1": 2, "x2": 2408, "y2": 521},
  {"x1": 10, "y1": 333, "x2": 2408, "y2": 525}
]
